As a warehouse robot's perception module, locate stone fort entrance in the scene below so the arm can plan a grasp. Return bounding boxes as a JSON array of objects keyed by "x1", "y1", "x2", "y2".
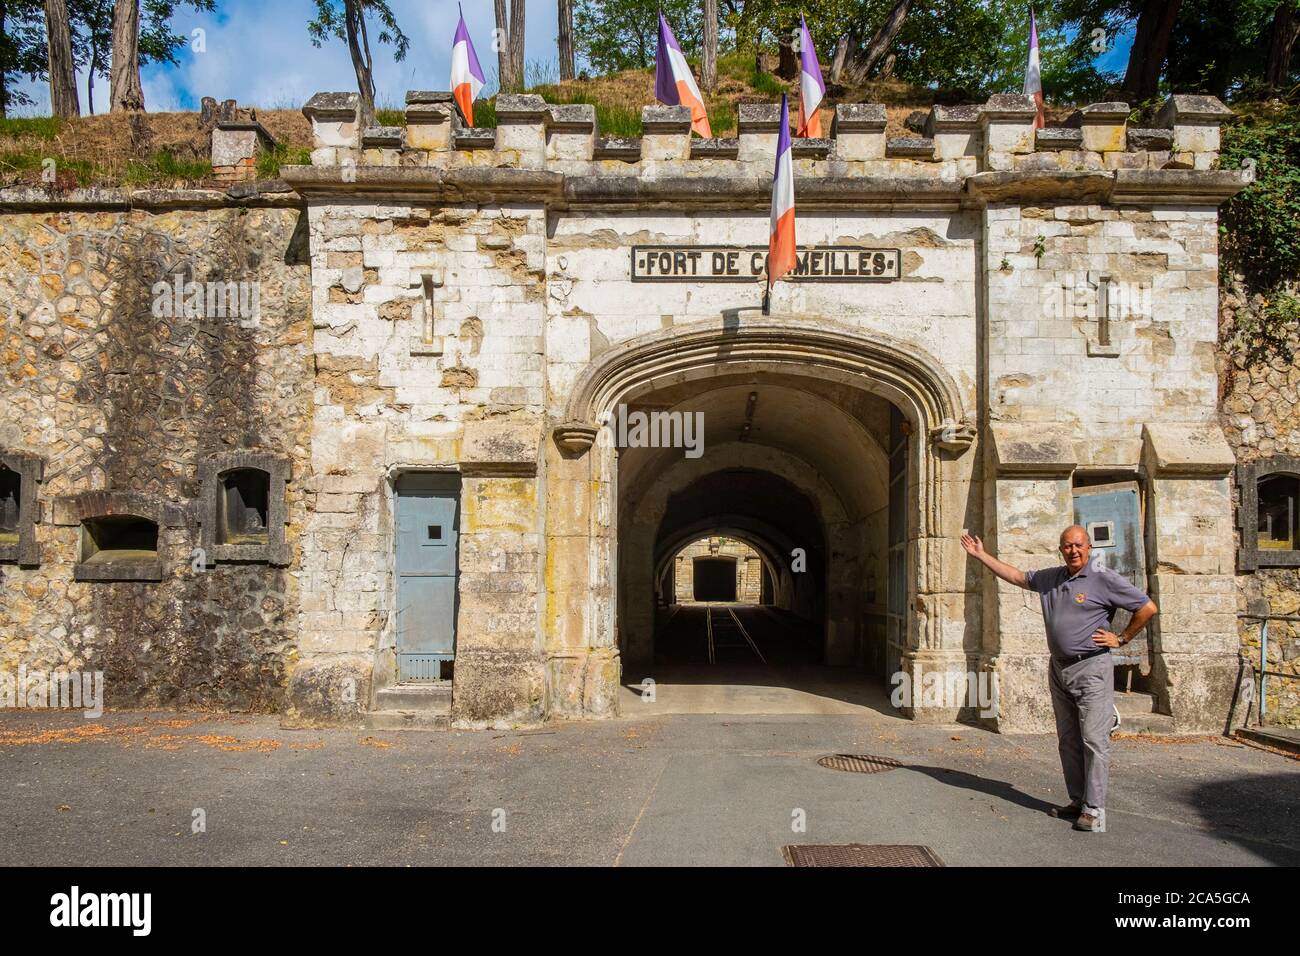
[{"x1": 552, "y1": 319, "x2": 979, "y2": 720}]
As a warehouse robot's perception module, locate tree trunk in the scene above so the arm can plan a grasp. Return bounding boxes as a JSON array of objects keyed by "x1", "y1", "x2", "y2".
[
  {"x1": 509, "y1": 0, "x2": 525, "y2": 89},
  {"x1": 829, "y1": 35, "x2": 850, "y2": 84},
  {"x1": 1121, "y1": 0, "x2": 1183, "y2": 103},
  {"x1": 109, "y1": 0, "x2": 144, "y2": 112},
  {"x1": 342, "y1": 0, "x2": 375, "y2": 128},
  {"x1": 557, "y1": 0, "x2": 574, "y2": 81},
  {"x1": 494, "y1": 0, "x2": 515, "y2": 91},
  {"x1": 1, "y1": 2, "x2": 9, "y2": 118},
  {"x1": 45, "y1": 0, "x2": 79, "y2": 118},
  {"x1": 1266, "y1": 1, "x2": 1299, "y2": 89},
  {"x1": 839, "y1": 0, "x2": 911, "y2": 86},
  {"x1": 776, "y1": 27, "x2": 797, "y2": 79},
  {"x1": 702, "y1": 0, "x2": 718, "y2": 92},
  {"x1": 88, "y1": 44, "x2": 99, "y2": 114}
]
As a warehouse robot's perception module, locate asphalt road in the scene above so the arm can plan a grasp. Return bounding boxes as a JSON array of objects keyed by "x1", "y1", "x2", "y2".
[{"x1": 2, "y1": 706, "x2": 1296, "y2": 866}]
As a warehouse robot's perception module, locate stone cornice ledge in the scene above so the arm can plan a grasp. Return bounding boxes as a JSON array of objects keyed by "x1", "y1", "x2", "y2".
[
  {"x1": 279, "y1": 164, "x2": 564, "y2": 202},
  {"x1": 0, "y1": 181, "x2": 300, "y2": 210},
  {"x1": 966, "y1": 168, "x2": 1251, "y2": 206},
  {"x1": 561, "y1": 175, "x2": 965, "y2": 210}
]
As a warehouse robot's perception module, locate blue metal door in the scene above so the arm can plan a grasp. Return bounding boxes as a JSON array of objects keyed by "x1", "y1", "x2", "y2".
[
  {"x1": 1072, "y1": 481, "x2": 1148, "y2": 674},
  {"x1": 396, "y1": 473, "x2": 461, "y2": 681}
]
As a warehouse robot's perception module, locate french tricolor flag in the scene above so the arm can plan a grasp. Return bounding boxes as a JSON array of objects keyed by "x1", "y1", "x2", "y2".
[
  {"x1": 796, "y1": 15, "x2": 825, "y2": 138},
  {"x1": 1023, "y1": 7, "x2": 1044, "y2": 130},
  {"x1": 654, "y1": 11, "x2": 711, "y2": 137},
  {"x1": 767, "y1": 94, "x2": 796, "y2": 298},
  {"x1": 450, "y1": 4, "x2": 485, "y2": 127}
]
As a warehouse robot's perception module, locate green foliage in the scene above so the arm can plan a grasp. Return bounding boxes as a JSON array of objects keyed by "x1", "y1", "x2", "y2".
[
  {"x1": 1219, "y1": 99, "x2": 1300, "y2": 291},
  {"x1": 256, "y1": 142, "x2": 313, "y2": 180},
  {"x1": 574, "y1": 0, "x2": 701, "y2": 73},
  {"x1": 123, "y1": 149, "x2": 211, "y2": 185},
  {"x1": 374, "y1": 108, "x2": 405, "y2": 127},
  {"x1": 0, "y1": 116, "x2": 62, "y2": 139},
  {"x1": 527, "y1": 85, "x2": 644, "y2": 137},
  {"x1": 472, "y1": 99, "x2": 497, "y2": 129},
  {"x1": 0, "y1": 0, "x2": 48, "y2": 114},
  {"x1": 1219, "y1": 99, "x2": 1300, "y2": 363},
  {"x1": 0, "y1": 149, "x2": 96, "y2": 186},
  {"x1": 307, "y1": 0, "x2": 409, "y2": 58},
  {"x1": 65, "y1": 0, "x2": 218, "y2": 107}
]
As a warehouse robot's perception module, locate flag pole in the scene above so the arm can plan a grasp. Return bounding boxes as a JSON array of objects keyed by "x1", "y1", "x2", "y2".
[{"x1": 762, "y1": 276, "x2": 771, "y2": 316}]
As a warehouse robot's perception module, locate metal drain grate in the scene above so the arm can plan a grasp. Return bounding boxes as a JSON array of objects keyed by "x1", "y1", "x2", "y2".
[
  {"x1": 783, "y1": 844, "x2": 945, "y2": 867},
  {"x1": 817, "y1": 753, "x2": 904, "y2": 774}
]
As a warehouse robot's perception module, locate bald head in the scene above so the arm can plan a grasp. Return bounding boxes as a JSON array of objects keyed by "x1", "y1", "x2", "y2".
[{"x1": 1059, "y1": 524, "x2": 1091, "y2": 572}]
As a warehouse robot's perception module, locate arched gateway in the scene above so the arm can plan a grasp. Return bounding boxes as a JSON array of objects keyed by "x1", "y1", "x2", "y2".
[{"x1": 547, "y1": 318, "x2": 980, "y2": 723}]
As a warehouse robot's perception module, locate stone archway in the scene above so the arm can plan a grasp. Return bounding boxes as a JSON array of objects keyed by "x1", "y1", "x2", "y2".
[{"x1": 545, "y1": 317, "x2": 977, "y2": 720}]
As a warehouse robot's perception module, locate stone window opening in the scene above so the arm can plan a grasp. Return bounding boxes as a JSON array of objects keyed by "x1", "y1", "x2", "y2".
[
  {"x1": 0, "y1": 451, "x2": 42, "y2": 566},
  {"x1": 76, "y1": 515, "x2": 163, "y2": 581},
  {"x1": 219, "y1": 468, "x2": 270, "y2": 545},
  {"x1": 1237, "y1": 457, "x2": 1300, "y2": 570},
  {"x1": 1257, "y1": 474, "x2": 1298, "y2": 552},
  {"x1": 0, "y1": 465, "x2": 18, "y2": 542},
  {"x1": 199, "y1": 451, "x2": 291, "y2": 566}
]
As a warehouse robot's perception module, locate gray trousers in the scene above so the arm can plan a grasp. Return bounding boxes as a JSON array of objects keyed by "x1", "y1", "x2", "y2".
[{"x1": 1048, "y1": 652, "x2": 1113, "y2": 815}]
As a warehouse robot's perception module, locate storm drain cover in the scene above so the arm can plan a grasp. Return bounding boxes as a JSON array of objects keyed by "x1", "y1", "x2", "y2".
[
  {"x1": 783, "y1": 844, "x2": 945, "y2": 867},
  {"x1": 817, "y1": 753, "x2": 903, "y2": 774}
]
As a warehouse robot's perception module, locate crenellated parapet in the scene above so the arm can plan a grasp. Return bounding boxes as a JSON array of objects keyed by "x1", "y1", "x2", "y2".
[{"x1": 297, "y1": 90, "x2": 1239, "y2": 187}]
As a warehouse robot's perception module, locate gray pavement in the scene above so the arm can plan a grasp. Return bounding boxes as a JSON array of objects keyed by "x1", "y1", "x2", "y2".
[{"x1": 1, "y1": 705, "x2": 1297, "y2": 866}]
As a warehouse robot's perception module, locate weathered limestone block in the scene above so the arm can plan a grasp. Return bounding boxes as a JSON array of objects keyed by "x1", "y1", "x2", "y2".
[
  {"x1": 302, "y1": 92, "x2": 360, "y2": 162},
  {"x1": 494, "y1": 94, "x2": 548, "y2": 167},
  {"x1": 405, "y1": 91, "x2": 456, "y2": 153},
  {"x1": 1155, "y1": 94, "x2": 1233, "y2": 161},
  {"x1": 981, "y1": 94, "x2": 1039, "y2": 171},
  {"x1": 738, "y1": 103, "x2": 782, "y2": 163},
  {"x1": 641, "y1": 105, "x2": 692, "y2": 161},
  {"x1": 926, "y1": 104, "x2": 982, "y2": 160},
  {"x1": 547, "y1": 104, "x2": 596, "y2": 161},
  {"x1": 1073, "y1": 102, "x2": 1129, "y2": 154},
  {"x1": 832, "y1": 103, "x2": 886, "y2": 160},
  {"x1": 211, "y1": 120, "x2": 274, "y2": 183}
]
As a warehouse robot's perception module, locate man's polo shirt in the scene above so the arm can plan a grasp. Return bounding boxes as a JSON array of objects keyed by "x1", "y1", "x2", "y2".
[{"x1": 1024, "y1": 562, "x2": 1153, "y2": 659}]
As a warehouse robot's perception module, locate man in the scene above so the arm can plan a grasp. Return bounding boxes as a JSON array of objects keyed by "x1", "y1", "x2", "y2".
[{"x1": 960, "y1": 525, "x2": 1158, "y2": 833}]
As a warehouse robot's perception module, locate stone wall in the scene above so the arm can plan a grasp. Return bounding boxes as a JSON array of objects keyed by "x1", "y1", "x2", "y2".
[
  {"x1": 1219, "y1": 279, "x2": 1300, "y2": 727},
  {"x1": 0, "y1": 203, "x2": 312, "y2": 711}
]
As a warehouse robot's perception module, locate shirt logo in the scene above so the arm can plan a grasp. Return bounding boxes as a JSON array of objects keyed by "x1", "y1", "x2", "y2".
[{"x1": 1074, "y1": 592, "x2": 1087, "y2": 604}]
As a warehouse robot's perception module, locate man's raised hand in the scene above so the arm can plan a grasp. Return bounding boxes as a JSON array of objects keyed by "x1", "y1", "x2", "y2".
[{"x1": 960, "y1": 533, "x2": 985, "y2": 558}]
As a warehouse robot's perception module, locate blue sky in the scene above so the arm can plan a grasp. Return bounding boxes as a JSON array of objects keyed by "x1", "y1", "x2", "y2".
[
  {"x1": 14, "y1": 1, "x2": 1133, "y2": 116},
  {"x1": 17, "y1": 0, "x2": 564, "y2": 114}
]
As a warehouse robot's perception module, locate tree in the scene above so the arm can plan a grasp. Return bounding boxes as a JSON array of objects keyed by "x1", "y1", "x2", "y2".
[
  {"x1": 0, "y1": 0, "x2": 47, "y2": 116},
  {"x1": 109, "y1": 0, "x2": 144, "y2": 110},
  {"x1": 558, "y1": 0, "x2": 574, "y2": 81},
  {"x1": 1266, "y1": 0, "x2": 1299, "y2": 88},
  {"x1": 702, "y1": 0, "x2": 717, "y2": 91},
  {"x1": 834, "y1": 0, "x2": 912, "y2": 85},
  {"x1": 574, "y1": 0, "x2": 703, "y2": 73},
  {"x1": 67, "y1": 1, "x2": 213, "y2": 114},
  {"x1": 494, "y1": 0, "x2": 525, "y2": 91},
  {"x1": 45, "y1": 0, "x2": 78, "y2": 116},
  {"x1": 1121, "y1": 0, "x2": 1183, "y2": 101},
  {"x1": 308, "y1": 0, "x2": 409, "y2": 128}
]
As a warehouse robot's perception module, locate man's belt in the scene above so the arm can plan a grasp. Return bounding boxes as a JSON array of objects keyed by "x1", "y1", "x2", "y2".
[{"x1": 1054, "y1": 647, "x2": 1110, "y2": 667}]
